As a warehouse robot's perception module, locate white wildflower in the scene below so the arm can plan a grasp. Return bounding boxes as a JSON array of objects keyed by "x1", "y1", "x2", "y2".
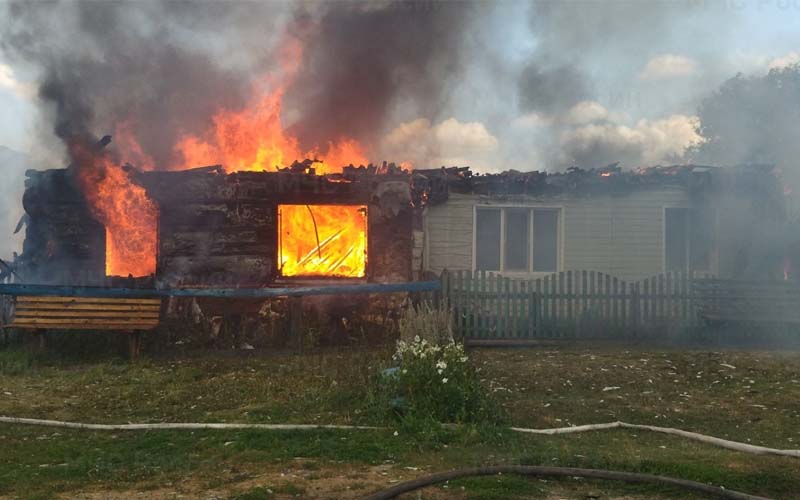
[{"x1": 442, "y1": 378, "x2": 448, "y2": 384}]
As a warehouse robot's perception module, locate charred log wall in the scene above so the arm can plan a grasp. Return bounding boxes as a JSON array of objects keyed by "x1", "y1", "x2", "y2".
[
  {"x1": 368, "y1": 180, "x2": 413, "y2": 282},
  {"x1": 19, "y1": 169, "x2": 105, "y2": 285},
  {"x1": 141, "y1": 168, "x2": 413, "y2": 287}
]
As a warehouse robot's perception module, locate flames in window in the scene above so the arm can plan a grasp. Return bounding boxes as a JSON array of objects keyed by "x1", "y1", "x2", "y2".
[
  {"x1": 70, "y1": 141, "x2": 158, "y2": 278},
  {"x1": 279, "y1": 205, "x2": 367, "y2": 278}
]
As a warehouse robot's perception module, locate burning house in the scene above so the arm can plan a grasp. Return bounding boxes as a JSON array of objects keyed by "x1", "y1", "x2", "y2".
[
  {"x1": 15, "y1": 157, "x2": 787, "y2": 291},
  {"x1": 5, "y1": 152, "x2": 794, "y2": 345},
  {"x1": 16, "y1": 157, "x2": 414, "y2": 289}
]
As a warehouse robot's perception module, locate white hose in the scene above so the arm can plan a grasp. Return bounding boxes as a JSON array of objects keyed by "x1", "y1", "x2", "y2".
[
  {"x1": 2, "y1": 416, "x2": 797, "y2": 458},
  {"x1": 0, "y1": 416, "x2": 377, "y2": 431},
  {"x1": 511, "y1": 421, "x2": 800, "y2": 458}
]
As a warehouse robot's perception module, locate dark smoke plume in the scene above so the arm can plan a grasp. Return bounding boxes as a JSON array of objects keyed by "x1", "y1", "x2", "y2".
[
  {"x1": 518, "y1": 64, "x2": 588, "y2": 115},
  {"x1": 285, "y1": 1, "x2": 478, "y2": 151},
  {"x1": 0, "y1": 1, "x2": 478, "y2": 168},
  {"x1": 1, "y1": 1, "x2": 264, "y2": 167}
]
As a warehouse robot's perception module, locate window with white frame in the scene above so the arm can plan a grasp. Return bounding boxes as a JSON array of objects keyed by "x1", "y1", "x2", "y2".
[
  {"x1": 664, "y1": 207, "x2": 715, "y2": 272},
  {"x1": 474, "y1": 207, "x2": 560, "y2": 273}
]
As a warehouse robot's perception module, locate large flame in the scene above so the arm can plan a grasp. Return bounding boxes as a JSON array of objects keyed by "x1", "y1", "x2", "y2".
[
  {"x1": 86, "y1": 34, "x2": 371, "y2": 278},
  {"x1": 91, "y1": 85, "x2": 368, "y2": 277},
  {"x1": 279, "y1": 205, "x2": 367, "y2": 278},
  {"x1": 171, "y1": 87, "x2": 367, "y2": 173},
  {"x1": 71, "y1": 142, "x2": 157, "y2": 277}
]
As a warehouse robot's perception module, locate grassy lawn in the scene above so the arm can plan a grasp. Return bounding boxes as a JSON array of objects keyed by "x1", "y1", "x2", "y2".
[{"x1": 0, "y1": 342, "x2": 798, "y2": 499}]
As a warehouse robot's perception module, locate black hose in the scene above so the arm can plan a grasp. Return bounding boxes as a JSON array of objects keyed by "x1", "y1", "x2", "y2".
[{"x1": 362, "y1": 465, "x2": 772, "y2": 500}]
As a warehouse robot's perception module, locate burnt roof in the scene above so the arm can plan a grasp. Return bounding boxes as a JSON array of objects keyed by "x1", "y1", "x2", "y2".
[{"x1": 411, "y1": 163, "x2": 780, "y2": 205}]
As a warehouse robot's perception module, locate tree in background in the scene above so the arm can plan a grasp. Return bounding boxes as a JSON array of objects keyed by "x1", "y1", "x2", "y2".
[
  {"x1": 689, "y1": 66, "x2": 800, "y2": 279},
  {"x1": 689, "y1": 65, "x2": 800, "y2": 183}
]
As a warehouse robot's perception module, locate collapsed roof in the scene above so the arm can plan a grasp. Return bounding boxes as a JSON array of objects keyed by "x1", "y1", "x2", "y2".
[{"x1": 411, "y1": 163, "x2": 782, "y2": 206}]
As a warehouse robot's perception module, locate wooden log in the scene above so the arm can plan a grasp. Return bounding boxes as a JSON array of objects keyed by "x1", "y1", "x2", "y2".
[
  {"x1": 158, "y1": 203, "x2": 276, "y2": 230},
  {"x1": 12, "y1": 317, "x2": 158, "y2": 327},
  {"x1": 15, "y1": 303, "x2": 160, "y2": 311},
  {"x1": 14, "y1": 310, "x2": 159, "y2": 319}
]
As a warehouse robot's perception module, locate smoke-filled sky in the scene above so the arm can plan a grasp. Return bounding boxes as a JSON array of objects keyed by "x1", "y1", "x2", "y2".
[
  {"x1": 1, "y1": 0, "x2": 799, "y2": 171},
  {"x1": 1, "y1": 0, "x2": 800, "y2": 258}
]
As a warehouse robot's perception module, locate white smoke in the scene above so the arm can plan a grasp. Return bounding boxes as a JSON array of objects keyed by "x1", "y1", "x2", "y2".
[
  {"x1": 639, "y1": 54, "x2": 698, "y2": 81},
  {"x1": 560, "y1": 114, "x2": 704, "y2": 167},
  {"x1": 768, "y1": 52, "x2": 800, "y2": 70},
  {"x1": 381, "y1": 117, "x2": 498, "y2": 168},
  {"x1": 0, "y1": 63, "x2": 35, "y2": 100}
]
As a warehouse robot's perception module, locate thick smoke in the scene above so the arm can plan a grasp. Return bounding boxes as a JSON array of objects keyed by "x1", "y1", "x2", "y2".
[
  {"x1": 285, "y1": 2, "x2": 477, "y2": 152},
  {"x1": 0, "y1": 0, "x2": 793, "y2": 176},
  {"x1": 517, "y1": 0, "x2": 695, "y2": 117},
  {"x1": 0, "y1": 1, "x2": 477, "y2": 169},
  {"x1": 1, "y1": 1, "x2": 281, "y2": 167},
  {"x1": 513, "y1": 0, "x2": 732, "y2": 169}
]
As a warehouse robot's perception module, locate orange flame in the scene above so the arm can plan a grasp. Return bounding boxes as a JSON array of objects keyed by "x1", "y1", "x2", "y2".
[
  {"x1": 172, "y1": 87, "x2": 367, "y2": 173},
  {"x1": 279, "y1": 205, "x2": 367, "y2": 278},
  {"x1": 81, "y1": 34, "x2": 371, "y2": 278},
  {"x1": 71, "y1": 142, "x2": 157, "y2": 277}
]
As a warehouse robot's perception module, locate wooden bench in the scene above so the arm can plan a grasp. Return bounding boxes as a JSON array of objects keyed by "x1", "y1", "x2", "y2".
[{"x1": 4, "y1": 296, "x2": 161, "y2": 358}]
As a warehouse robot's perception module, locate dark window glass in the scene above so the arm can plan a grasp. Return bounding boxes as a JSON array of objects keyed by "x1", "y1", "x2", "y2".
[
  {"x1": 504, "y1": 209, "x2": 530, "y2": 271},
  {"x1": 665, "y1": 208, "x2": 688, "y2": 271},
  {"x1": 475, "y1": 208, "x2": 501, "y2": 271},
  {"x1": 533, "y1": 210, "x2": 558, "y2": 272}
]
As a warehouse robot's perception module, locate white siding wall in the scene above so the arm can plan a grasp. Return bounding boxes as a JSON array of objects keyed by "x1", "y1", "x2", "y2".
[{"x1": 424, "y1": 188, "x2": 691, "y2": 282}]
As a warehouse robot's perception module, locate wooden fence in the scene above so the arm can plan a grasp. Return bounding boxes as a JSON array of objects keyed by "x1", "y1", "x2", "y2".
[{"x1": 441, "y1": 269, "x2": 702, "y2": 339}]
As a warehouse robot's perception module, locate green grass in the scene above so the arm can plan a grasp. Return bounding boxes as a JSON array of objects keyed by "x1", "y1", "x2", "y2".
[
  {"x1": 231, "y1": 481, "x2": 306, "y2": 499},
  {"x1": 0, "y1": 344, "x2": 798, "y2": 498},
  {"x1": 232, "y1": 486, "x2": 275, "y2": 500},
  {"x1": 0, "y1": 347, "x2": 37, "y2": 375}
]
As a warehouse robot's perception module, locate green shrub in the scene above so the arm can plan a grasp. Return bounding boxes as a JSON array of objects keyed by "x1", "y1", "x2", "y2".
[{"x1": 374, "y1": 337, "x2": 502, "y2": 425}]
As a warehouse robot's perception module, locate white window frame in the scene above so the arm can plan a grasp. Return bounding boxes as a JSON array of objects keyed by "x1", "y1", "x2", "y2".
[
  {"x1": 662, "y1": 206, "x2": 717, "y2": 275},
  {"x1": 472, "y1": 204, "x2": 564, "y2": 276}
]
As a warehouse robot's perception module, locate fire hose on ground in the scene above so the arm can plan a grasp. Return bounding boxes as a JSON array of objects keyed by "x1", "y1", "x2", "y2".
[
  {"x1": 1, "y1": 416, "x2": 795, "y2": 499},
  {"x1": 361, "y1": 465, "x2": 772, "y2": 500}
]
